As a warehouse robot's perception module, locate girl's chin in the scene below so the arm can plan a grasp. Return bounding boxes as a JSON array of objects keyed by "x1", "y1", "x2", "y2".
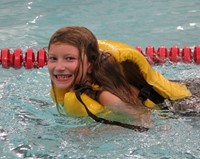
[
  {"x1": 55, "y1": 84, "x2": 70, "y2": 90},
  {"x1": 53, "y1": 81, "x2": 71, "y2": 90}
]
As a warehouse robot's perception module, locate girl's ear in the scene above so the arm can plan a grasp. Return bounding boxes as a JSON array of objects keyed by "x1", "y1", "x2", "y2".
[{"x1": 87, "y1": 63, "x2": 92, "y2": 74}]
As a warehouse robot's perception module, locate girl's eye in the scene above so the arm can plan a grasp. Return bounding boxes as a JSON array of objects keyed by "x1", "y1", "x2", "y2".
[
  {"x1": 48, "y1": 56, "x2": 57, "y2": 61},
  {"x1": 66, "y1": 57, "x2": 76, "y2": 61}
]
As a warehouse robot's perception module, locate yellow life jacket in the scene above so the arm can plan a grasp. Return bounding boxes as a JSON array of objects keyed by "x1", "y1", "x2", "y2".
[
  {"x1": 50, "y1": 86, "x2": 104, "y2": 117},
  {"x1": 98, "y1": 40, "x2": 192, "y2": 107},
  {"x1": 50, "y1": 40, "x2": 192, "y2": 116}
]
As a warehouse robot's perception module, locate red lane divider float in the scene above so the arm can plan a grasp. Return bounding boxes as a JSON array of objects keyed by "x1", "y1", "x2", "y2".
[
  {"x1": 0, "y1": 48, "x2": 47, "y2": 69},
  {"x1": 136, "y1": 45, "x2": 200, "y2": 65},
  {"x1": 0, "y1": 46, "x2": 200, "y2": 69},
  {"x1": 194, "y1": 46, "x2": 200, "y2": 64}
]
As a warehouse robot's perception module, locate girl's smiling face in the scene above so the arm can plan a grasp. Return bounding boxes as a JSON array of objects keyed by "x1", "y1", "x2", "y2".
[{"x1": 48, "y1": 42, "x2": 91, "y2": 90}]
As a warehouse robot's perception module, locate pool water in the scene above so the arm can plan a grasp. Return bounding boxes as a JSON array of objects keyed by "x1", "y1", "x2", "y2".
[{"x1": 0, "y1": 0, "x2": 200, "y2": 158}]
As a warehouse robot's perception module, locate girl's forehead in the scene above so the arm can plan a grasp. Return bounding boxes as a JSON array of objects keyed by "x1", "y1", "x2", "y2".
[
  {"x1": 50, "y1": 42, "x2": 75, "y2": 48},
  {"x1": 49, "y1": 43, "x2": 79, "y2": 53}
]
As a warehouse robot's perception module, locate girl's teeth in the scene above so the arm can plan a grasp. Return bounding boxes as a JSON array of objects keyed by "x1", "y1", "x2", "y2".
[{"x1": 57, "y1": 75, "x2": 69, "y2": 79}]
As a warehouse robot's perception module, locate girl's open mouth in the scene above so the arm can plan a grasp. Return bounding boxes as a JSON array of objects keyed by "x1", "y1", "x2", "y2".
[{"x1": 55, "y1": 74, "x2": 72, "y2": 81}]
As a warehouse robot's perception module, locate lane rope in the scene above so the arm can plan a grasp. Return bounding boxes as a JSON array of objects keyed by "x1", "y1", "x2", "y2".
[{"x1": 0, "y1": 46, "x2": 200, "y2": 69}]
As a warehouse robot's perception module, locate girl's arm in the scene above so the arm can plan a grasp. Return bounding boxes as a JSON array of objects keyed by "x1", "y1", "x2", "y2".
[{"x1": 98, "y1": 90, "x2": 152, "y2": 127}]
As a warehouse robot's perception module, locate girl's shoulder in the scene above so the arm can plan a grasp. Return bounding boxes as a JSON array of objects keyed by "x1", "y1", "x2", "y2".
[{"x1": 98, "y1": 90, "x2": 122, "y2": 106}]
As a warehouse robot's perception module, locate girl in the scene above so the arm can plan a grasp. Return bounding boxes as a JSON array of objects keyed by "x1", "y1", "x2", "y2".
[{"x1": 47, "y1": 26, "x2": 199, "y2": 131}]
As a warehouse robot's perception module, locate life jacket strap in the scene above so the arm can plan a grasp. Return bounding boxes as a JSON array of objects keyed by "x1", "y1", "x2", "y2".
[
  {"x1": 74, "y1": 84, "x2": 149, "y2": 132},
  {"x1": 138, "y1": 86, "x2": 165, "y2": 105}
]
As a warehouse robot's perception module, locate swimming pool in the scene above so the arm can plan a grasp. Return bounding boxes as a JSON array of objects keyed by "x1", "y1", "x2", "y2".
[{"x1": 0, "y1": 0, "x2": 200, "y2": 158}]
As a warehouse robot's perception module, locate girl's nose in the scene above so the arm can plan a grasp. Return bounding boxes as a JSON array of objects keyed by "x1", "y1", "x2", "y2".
[{"x1": 55, "y1": 59, "x2": 66, "y2": 70}]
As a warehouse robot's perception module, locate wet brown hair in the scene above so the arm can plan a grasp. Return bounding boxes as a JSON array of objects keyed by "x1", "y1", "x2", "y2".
[
  {"x1": 48, "y1": 26, "x2": 99, "y2": 88},
  {"x1": 48, "y1": 26, "x2": 99, "y2": 63},
  {"x1": 92, "y1": 52, "x2": 142, "y2": 105}
]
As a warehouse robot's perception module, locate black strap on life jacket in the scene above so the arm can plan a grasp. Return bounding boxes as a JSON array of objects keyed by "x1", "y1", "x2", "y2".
[
  {"x1": 74, "y1": 84, "x2": 149, "y2": 132},
  {"x1": 138, "y1": 85, "x2": 165, "y2": 105}
]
